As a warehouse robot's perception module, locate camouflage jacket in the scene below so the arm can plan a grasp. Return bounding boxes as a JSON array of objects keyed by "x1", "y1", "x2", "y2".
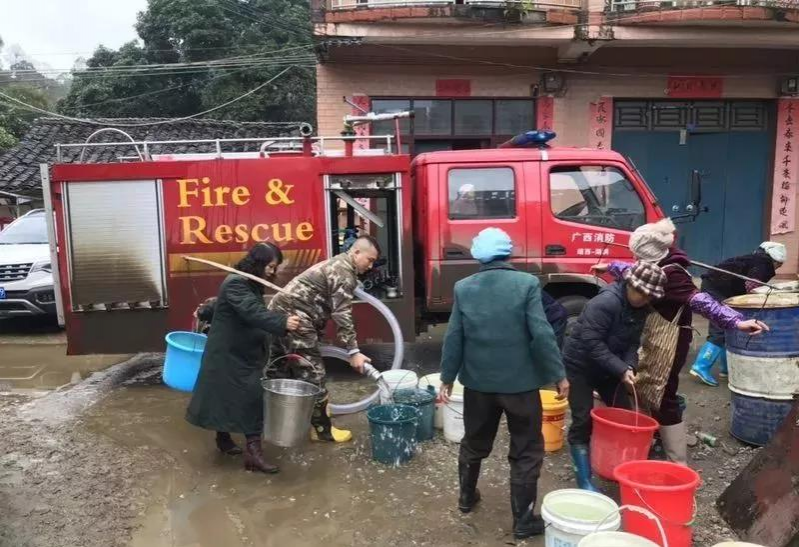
[{"x1": 269, "y1": 253, "x2": 359, "y2": 352}]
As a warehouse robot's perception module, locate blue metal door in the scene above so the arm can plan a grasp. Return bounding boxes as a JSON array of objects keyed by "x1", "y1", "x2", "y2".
[{"x1": 613, "y1": 101, "x2": 771, "y2": 266}]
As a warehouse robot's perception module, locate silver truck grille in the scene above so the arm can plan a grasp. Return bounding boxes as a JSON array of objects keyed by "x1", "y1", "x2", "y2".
[{"x1": 0, "y1": 263, "x2": 33, "y2": 282}]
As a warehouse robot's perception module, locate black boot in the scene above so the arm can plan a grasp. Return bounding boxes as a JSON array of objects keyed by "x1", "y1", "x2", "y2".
[
  {"x1": 244, "y1": 435, "x2": 279, "y2": 474},
  {"x1": 510, "y1": 482, "x2": 545, "y2": 540},
  {"x1": 215, "y1": 432, "x2": 242, "y2": 455},
  {"x1": 458, "y1": 461, "x2": 482, "y2": 513},
  {"x1": 310, "y1": 397, "x2": 352, "y2": 443}
]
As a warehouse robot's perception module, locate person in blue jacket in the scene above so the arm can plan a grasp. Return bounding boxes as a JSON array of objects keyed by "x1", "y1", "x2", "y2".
[{"x1": 439, "y1": 227, "x2": 569, "y2": 541}]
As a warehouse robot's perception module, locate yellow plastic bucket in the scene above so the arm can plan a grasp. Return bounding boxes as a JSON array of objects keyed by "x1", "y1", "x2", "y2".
[{"x1": 541, "y1": 389, "x2": 569, "y2": 452}]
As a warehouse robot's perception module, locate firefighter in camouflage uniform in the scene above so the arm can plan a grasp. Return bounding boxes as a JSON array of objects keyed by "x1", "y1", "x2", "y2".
[{"x1": 268, "y1": 236, "x2": 380, "y2": 443}]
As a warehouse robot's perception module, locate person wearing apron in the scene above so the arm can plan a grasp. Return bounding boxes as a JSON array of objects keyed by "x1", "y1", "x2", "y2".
[{"x1": 592, "y1": 219, "x2": 768, "y2": 465}]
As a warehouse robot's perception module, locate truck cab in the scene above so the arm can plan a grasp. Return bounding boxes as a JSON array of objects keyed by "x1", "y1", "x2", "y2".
[{"x1": 413, "y1": 144, "x2": 664, "y2": 324}]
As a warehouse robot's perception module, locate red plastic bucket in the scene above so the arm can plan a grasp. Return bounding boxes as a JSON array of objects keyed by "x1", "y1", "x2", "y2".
[
  {"x1": 614, "y1": 460, "x2": 701, "y2": 547},
  {"x1": 590, "y1": 407, "x2": 658, "y2": 480}
]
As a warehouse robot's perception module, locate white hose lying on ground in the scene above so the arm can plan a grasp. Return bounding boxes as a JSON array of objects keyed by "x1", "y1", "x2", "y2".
[{"x1": 325, "y1": 286, "x2": 405, "y2": 416}]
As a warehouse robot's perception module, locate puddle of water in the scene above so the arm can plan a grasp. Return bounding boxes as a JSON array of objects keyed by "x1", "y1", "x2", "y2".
[
  {"x1": 0, "y1": 342, "x2": 130, "y2": 389},
  {"x1": 84, "y1": 382, "x2": 554, "y2": 547}
]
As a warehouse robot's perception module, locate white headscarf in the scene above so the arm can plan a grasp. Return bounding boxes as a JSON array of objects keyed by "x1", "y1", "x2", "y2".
[
  {"x1": 628, "y1": 218, "x2": 676, "y2": 263},
  {"x1": 760, "y1": 241, "x2": 786, "y2": 263}
]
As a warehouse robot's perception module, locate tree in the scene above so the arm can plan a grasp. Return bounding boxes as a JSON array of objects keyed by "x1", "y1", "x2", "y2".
[
  {"x1": 0, "y1": 127, "x2": 15, "y2": 152},
  {"x1": 59, "y1": 0, "x2": 315, "y2": 123},
  {"x1": 0, "y1": 85, "x2": 50, "y2": 152},
  {"x1": 0, "y1": 42, "x2": 70, "y2": 150}
]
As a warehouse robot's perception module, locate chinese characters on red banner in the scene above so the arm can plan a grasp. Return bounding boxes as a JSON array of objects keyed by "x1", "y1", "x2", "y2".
[
  {"x1": 771, "y1": 99, "x2": 798, "y2": 235},
  {"x1": 350, "y1": 95, "x2": 370, "y2": 151},
  {"x1": 536, "y1": 96, "x2": 554, "y2": 131},
  {"x1": 666, "y1": 76, "x2": 724, "y2": 99},
  {"x1": 435, "y1": 79, "x2": 471, "y2": 97},
  {"x1": 588, "y1": 97, "x2": 613, "y2": 150}
]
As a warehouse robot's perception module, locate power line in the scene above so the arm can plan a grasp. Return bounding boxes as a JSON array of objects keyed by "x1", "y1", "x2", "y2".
[
  {"x1": 65, "y1": 63, "x2": 313, "y2": 110},
  {"x1": 21, "y1": 44, "x2": 300, "y2": 56},
  {"x1": 217, "y1": 0, "x2": 312, "y2": 42},
  {"x1": 224, "y1": 0, "x2": 314, "y2": 38},
  {"x1": 0, "y1": 66, "x2": 298, "y2": 127},
  {"x1": 0, "y1": 58, "x2": 315, "y2": 84},
  {"x1": 62, "y1": 64, "x2": 281, "y2": 109},
  {"x1": 70, "y1": 58, "x2": 316, "y2": 77},
  {"x1": 7, "y1": 44, "x2": 318, "y2": 75}
]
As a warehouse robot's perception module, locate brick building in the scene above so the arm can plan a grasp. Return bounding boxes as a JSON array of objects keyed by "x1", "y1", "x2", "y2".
[{"x1": 312, "y1": 0, "x2": 799, "y2": 273}]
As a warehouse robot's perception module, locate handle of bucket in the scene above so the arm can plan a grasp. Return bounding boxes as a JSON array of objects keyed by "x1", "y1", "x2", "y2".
[
  {"x1": 262, "y1": 353, "x2": 316, "y2": 379},
  {"x1": 593, "y1": 504, "x2": 669, "y2": 547},
  {"x1": 385, "y1": 369, "x2": 420, "y2": 396},
  {"x1": 612, "y1": 382, "x2": 641, "y2": 427},
  {"x1": 632, "y1": 487, "x2": 697, "y2": 530}
]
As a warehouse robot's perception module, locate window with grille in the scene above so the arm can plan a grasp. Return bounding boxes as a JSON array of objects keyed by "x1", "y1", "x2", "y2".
[
  {"x1": 371, "y1": 98, "x2": 536, "y2": 155},
  {"x1": 614, "y1": 101, "x2": 768, "y2": 132}
]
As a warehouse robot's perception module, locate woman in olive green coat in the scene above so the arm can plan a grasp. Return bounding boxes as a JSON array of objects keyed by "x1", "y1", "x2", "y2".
[{"x1": 186, "y1": 243, "x2": 299, "y2": 474}]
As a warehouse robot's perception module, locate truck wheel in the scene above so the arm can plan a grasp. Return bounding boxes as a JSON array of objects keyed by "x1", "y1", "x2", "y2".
[{"x1": 556, "y1": 295, "x2": 589, "y2": 338}]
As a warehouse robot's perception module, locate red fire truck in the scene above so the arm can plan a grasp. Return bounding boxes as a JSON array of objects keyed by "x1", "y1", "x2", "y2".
[{"x1": 42, "y1": 121, "x2": 686, "y2": 355}]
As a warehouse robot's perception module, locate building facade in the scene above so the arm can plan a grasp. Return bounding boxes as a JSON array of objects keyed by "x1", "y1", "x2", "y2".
[{"x1": 312, "y1": 0, "x2": 799, "y2": 273}]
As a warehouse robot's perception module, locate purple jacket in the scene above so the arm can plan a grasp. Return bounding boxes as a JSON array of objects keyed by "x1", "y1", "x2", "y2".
[{"x1": 607, "y1": 248, "x2": 742, "y2": 330}]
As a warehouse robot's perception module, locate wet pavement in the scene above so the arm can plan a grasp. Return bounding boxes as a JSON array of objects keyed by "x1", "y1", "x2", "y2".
[
  {"x1": 83, "y1": 349, "x2": 560, "y2": 547},
  {"x1": 0, "y1": 318, "x2": 130, "y2": 389},
  {"x1": 0, "y1": 317, "x2": 757, "y2": 546}
]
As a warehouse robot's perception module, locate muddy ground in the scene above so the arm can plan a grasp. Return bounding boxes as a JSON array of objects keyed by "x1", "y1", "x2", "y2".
[{"x1": 0, "y1": 317, "x2": 766, "y2": 547}]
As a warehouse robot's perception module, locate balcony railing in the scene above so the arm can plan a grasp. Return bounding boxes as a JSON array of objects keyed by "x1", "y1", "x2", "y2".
[
  {"x1": 331, "y1": 0, "x2": 582, "y2": 10},
  {"x1": 608, "y1": 0, "x2": 798, "y2": 12},
  {"x1": 468, "y1": 0, "x2": 583, "y2": 8}
]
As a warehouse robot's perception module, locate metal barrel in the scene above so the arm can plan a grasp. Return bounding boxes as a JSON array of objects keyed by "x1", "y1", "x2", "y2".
[
  {"x1": 725, "y1": 293, "x2": 799, "y2": 400},
  {"x1": 724, "y1": 293, "x2": 799, "y2": 445},
  {"x1": 261, "y1": 379, "x2": 321, "y2": 448}
]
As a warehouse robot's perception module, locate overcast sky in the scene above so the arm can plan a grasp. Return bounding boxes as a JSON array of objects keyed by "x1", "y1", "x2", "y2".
[{"x1": 1, "y1": 0, "x2": 148, "y2": 72}]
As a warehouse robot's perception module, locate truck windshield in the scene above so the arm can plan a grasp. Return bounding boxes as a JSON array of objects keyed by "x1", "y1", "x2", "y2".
[{"x1": 0, "y1": 213, "x2": 48, "y2": 244}]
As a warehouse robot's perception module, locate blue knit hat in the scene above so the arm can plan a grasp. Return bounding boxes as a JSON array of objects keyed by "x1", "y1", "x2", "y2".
[{"x1": 471, "y1": 228, "x2": 513, "y2": 264}]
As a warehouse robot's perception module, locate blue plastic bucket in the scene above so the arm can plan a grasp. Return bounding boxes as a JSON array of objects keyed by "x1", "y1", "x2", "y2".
[
  {"x1": 366, "y1": 404, "x2": 418, "y2": 466},
  {"x1": 163, "y1": 331, "x2": 207, "y2": 392},
  {"x1": 393, "y1": 387, "x2": 436, "y2": 442}
]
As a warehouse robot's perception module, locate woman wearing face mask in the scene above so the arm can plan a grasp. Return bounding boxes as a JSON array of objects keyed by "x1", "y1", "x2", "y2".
[{"x1": 186, "y1": 242, "x2": 300, "y2": 474}]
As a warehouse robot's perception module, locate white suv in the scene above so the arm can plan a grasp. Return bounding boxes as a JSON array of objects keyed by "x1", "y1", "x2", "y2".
[{"x1": 0, "y1": 209, "x2": 57, "y2": 319}]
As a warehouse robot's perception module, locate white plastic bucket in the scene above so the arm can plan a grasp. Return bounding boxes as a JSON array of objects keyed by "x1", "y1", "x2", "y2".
[
  {"x1": 578, "y1": 532, "x2": 659, "y2": 547},
  {"x1": 541, "y1": 489, "x2": 621, "y2": 547},
  {"x1": 379, "y1": 369, "x2": 418, "y2": 404},
  {"x1": 443, "y1": 388, "x2": 465, "y2": 443}
]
